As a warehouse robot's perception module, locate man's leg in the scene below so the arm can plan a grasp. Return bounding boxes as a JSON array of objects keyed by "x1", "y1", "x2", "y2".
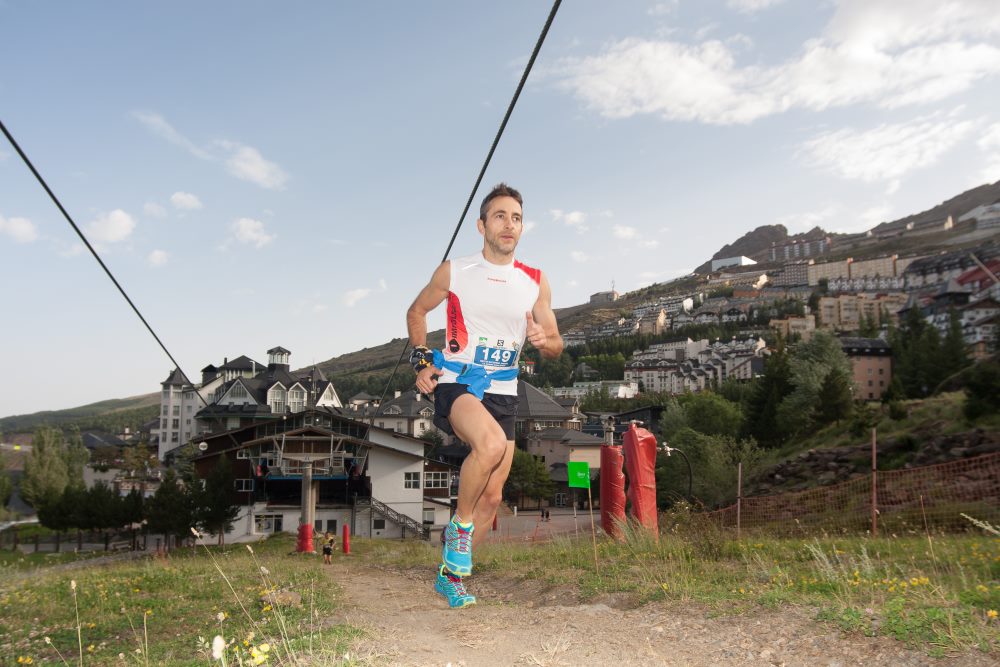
[
  {"x1": 469, "y1": 439, "x2": 514, "y2": 549},
  {"x1": 447, "y1": 394, "x2": 512, "y2": 526}
]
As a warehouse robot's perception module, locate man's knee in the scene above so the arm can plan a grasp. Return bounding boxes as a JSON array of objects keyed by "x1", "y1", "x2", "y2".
[
  {"x1": 472, "y1": 435, "x2": 508, "y2": 469},
  {"x1": 479, "y1": 487, "x2": 504, "y2": 513}
]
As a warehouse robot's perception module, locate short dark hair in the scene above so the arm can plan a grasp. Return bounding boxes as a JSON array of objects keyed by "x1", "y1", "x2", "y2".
[{"x1": 479, "y1": 183, "x2": 523, "y2": 221}]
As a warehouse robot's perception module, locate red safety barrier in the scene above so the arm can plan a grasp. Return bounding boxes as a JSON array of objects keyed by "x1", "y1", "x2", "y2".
[
  {"x1": 600, "y1": 443, "x2": 626, "y2": 540},
  {"x1": 623, "y1": 423, "x2": 659, "y2": 538},
  {"x1": 296, "y1": 523, "x2": 314, "y2": 553},
  {"x1": 342, "y1": 524, "x2": 351, "y2": 554}
]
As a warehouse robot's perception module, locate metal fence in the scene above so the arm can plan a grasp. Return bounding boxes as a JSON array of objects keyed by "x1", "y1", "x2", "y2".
[{"x1": 702, "y1": 452, "x2": 1000, "y2": 536}]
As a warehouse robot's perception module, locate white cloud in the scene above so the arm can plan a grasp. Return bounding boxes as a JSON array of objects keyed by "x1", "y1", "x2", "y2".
[
  {"x1": 312, "y1": 303, "x2": 328, "y2": 314},
  {"x1": 571, "y1": 250, "x2": 590, "y2": 263},
  {"x1": 523, "y1": 220, "x2": 537, "y2": 234},
  {"x1": 551, "y1": 209, "x2": 589, "y2": 233},
  {"x1": 641, "y1": 240, "x2": 660, "y2": 249},
  {"x1": 978, "y1": 122, "x2": 1000, "y2": 182},
  {"x1": 217, "y1": 141, "x2": 289, "y2": 191},
  {"x1": 170, "y1": 191, "x2": 203, "y2": 210},
  {"x1": 231, "y1": 218, "x2": 275, "y2": 248},
  {"x1": 647, "y1": 1, "x2": 678, "y2": 16},
  {"x1": 342, "y1": 278, "x2": 387, "y2": 307},
  {"x1": 134, "y1": 111, "x2": 289, "y2": 190},
  {"x1": 343, "y1": 288, "x2": 371, "y2": 307},
  {"x1": 58, "y1": 243, "x2": 84, "y2": 258},
  {"x1": 131, "y1": 111, "x2": 212, "y2": 160},
  {"x1": 85, "y1": 209, "x2": 135, "y2": 244},
  {"x1": 799, "y1": 110, "x2": 975, "y2": 182},
  {"x1": 550, "y1": 1, "x2": 1000, "y2": 125},
  {"x1": 727, "y1": 0, "x2": 785, "y2": 12},
  {"x1": 0, "y1": 214, "x2": 38, "y2": 243},
  {"x1": 143, "y1": 202, "x2": 167, "y2": 218},
  {"x1": 147, "y1": 249, "x2": 169, "y2": 267},
  {"x1": 613, "y1": 224, "x2": 637, "y2": 239}
]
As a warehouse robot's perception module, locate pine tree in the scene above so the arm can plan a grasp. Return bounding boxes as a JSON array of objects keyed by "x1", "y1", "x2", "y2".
[
  {"x1": 743, "y1": 339, "x2": 792, "y2": 447},
  {"x1": 145, "y1": 470, "x2": 196, "y2": 550},
  {"x1": 195, "y1": 457, "x2": 242, "y2": 545},
  {"x1": 21, "y1": 427, "x2": 70, "y2": 509}
]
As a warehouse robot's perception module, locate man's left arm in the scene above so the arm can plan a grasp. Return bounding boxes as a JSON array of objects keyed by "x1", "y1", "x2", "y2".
[{"x1": 525, "y1": 271, "x2": 563, "y2": 359}]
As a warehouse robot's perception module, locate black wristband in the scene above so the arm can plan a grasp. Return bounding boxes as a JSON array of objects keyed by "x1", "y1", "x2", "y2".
[{"x1": 409, "y1": 346, "x2": 434, "y2": 372}]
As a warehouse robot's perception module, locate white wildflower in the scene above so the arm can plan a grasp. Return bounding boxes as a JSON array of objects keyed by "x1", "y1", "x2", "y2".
[{"x1": 211, "y1": 635, "x2": 225, "y2": 660}]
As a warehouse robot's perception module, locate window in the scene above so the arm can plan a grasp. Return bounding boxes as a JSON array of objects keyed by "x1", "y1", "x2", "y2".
[
  {"x1": 404, "y1": 472, "x2": 421, "y2": 489},
  {"x1": 187, "y1": 405, "x2": 192, "y2": 412},
  {"x1": 867, "y1": 368, "x2": 873, "y2": 376},
  {"x1": 423, "y1": 509, "x2": 435, "y2": 524},
  {"x1": 161, "y1": 405, "x2": 167, "y2": 415},
  {"x1": 237, "y1": 449, "x2": 251, "y2": 459},
  {"x1": 425, "y1": 471, "x2": 449, "y2": 489},
  {"x1": 868, "y1": 380, "x2": 873, "y2": 387},
  {"x1": 173, "y1": 405, "x2": 180, "y2": 415},
  {"x1": 186, "y1": 419, "x2": 191, "y2": 425},
  {"x1": 314, "y1": 519, "x2": 322, "y2": 531},
  {"x1": 289, "y1": 389, "x2": 305, "y2": 413},
  {"x1": 172, "y1": 419, "x2": 179, "y2": 428},
  {"x1": 254, "y1": 514, "x2": 283, "y2": 534},
  {"x1": 326, "y1": 519, "x2": 338, "y2": 533},
  {"x1": 419, "y1": 422, "x2": 427, "y2": 433},
  {"x1": 373, "y1": 519, "x2": 385, "y2": 530},
  {"x1": 879, "y1": 368, "x2": 884, "y2": 375},
  {"x1": 171, "y1": 432, "x2": 178, "y2": 442},
  {"x1": 227, "y1": 417, "x2": 240, "y2": 429},
  {"x1": 235, "y1": 479, "x2": 254, "y2": 492},
  {"x1": 161, "y1": 419, "x2": 167, "y2": 429},
  {"x1": 231, "y1": 384, "x2": 248, "y2": 399}
]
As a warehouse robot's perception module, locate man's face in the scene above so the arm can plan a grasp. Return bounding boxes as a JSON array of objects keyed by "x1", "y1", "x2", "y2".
[{"x1": 478, "y1": 195, "x2": 523, "y2": 258}]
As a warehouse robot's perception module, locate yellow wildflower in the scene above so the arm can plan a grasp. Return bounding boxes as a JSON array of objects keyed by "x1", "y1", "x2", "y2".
[{"x1": 987, "y1": 609, "x2": 998, "y2": 620}]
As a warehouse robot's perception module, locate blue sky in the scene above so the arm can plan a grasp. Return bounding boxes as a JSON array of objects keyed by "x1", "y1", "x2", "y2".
[{"x1": 2, "y1": 0, "x2": 999, "y2": 417}]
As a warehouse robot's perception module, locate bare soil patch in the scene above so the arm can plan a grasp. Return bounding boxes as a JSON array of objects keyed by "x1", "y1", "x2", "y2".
[{"x1": 324, "y1": 560, "x2": 996, "y2": 667}]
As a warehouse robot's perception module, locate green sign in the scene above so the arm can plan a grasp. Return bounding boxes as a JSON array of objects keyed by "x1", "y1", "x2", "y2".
[{"x1": 567, "y1": 461, "x2": 591, "y2": 489}]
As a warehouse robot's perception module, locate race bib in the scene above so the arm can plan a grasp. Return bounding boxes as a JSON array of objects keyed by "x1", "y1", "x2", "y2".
[{"x1": 474, "y1": 345, "x2": 517, "y2": 368}]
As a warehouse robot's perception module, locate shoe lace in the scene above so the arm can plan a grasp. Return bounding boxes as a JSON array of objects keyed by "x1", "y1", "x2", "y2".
[
  {"x1": 447, "y1": 524, "x2": 472, "y2": 553},
  {"x1": 444, "y1": 572, "x2": 469, "y2": 597}
]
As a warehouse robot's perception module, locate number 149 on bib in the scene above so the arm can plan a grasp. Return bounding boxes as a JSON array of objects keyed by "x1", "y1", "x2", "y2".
[{"x1": 474, "y1": 345, "x2": 516, "y2": 367}]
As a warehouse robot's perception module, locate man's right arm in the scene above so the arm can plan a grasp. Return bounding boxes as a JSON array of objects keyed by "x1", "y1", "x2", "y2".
[{"x1": 406, "y1": 261, "x2": 450, "y2": 347}]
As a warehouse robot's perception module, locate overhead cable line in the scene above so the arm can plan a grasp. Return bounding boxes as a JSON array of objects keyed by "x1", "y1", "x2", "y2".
[
  {"x1": 1, "y1": 120, "x2": 201, "y2": 392},
  {"x1": 369, "y1": 0, "x2": 563, "y2": 425}
]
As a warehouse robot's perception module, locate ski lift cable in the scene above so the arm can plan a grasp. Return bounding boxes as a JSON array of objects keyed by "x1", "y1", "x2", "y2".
[{"x1": 369, "y1": 0, "x2": 563, "y2": 426}]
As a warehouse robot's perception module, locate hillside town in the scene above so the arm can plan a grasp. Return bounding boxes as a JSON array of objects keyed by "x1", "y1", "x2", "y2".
[{"x1": 4, "y1": 200, "x2": 999, "y2": 547}]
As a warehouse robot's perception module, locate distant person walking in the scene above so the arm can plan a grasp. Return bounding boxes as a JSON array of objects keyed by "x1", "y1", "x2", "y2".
[
  {"x1": 407, "y1": 183, "x2": 563, "y2": 608},
  {"x1": 322, "y1": 532, "x2": 335, "y2": 564}
]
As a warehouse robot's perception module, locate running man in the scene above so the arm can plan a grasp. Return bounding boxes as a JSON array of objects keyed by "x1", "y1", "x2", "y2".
[{"x1": 406, "y1": 183, "x2": 563, "y2": 608}]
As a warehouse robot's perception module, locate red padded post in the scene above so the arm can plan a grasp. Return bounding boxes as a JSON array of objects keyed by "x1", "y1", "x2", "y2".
[
  {"x1": 623, "y1": 423, "x2": 659, "y2": 539},
  {"x1": 600, "y1": 443, "x2": 626, "y2": 540}
]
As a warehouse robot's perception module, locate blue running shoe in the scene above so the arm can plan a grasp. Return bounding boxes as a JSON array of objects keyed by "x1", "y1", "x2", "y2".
[
  {"x1": 435, "y1": 564, "x2": 476, "y2": 608},
  {"x1": 442, "y1": 518, "x2": 474, "y2": 576}
]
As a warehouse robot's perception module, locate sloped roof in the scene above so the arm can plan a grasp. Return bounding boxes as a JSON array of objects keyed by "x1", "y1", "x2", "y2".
[
  {"x1": 534, "y1": 427, "x2": 604, "y2": 446},
  {"x1": 162, "y1": 368, "x2": 189, "y2": 386},
  {"x1": 517, "y1": 382, "x2": 572, "y2": 419},
  {"x1": 220, "y1": 355, "x2": 261, "y2": 371}
]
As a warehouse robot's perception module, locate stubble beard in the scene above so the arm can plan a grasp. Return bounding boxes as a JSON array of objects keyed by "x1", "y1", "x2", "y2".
[{"x1": 485, "y1": 234, "x2": 517, "y2": 260}]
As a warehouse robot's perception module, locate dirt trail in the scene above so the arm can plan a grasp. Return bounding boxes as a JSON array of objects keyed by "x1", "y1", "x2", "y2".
[{"x1": 324, "y1": 559, "x2": 995, "y2": 667}]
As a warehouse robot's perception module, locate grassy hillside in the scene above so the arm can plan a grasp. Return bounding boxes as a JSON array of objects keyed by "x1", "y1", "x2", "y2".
[{"x1": 0, "y1": 394, "x2": 159, "y2": 434}]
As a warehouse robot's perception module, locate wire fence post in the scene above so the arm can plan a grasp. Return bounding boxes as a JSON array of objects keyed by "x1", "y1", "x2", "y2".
[
  {"x1": 736, "y1": 461, "x2": 742, "y2": 540},
  {"x1": 870, "y1": 426, "x2": 878, "y2": 537}
]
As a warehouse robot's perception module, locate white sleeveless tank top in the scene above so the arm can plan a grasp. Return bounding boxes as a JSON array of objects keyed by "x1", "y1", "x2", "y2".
[{"x1": 440, "y1": 252, "x2": 542, "y2": 396}]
